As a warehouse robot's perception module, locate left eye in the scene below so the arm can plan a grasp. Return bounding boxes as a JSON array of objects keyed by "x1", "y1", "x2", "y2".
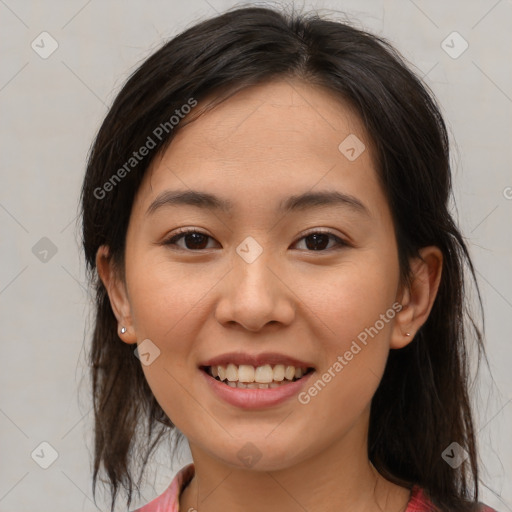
[
  {"x1": 294, "y1": 232, "x2": 347, "y2": 251},
  {"x1": 163, "y1": 230, "x2": 347, "y2": 252}
]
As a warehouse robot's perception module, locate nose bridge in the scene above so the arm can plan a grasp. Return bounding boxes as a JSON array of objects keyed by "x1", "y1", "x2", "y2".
[
  {"x1": 233, "y1": 234, "x2": 277, "y2": 288},
  {"x1": 235, "y1": 248, "x2": 274, "y2": 296}
]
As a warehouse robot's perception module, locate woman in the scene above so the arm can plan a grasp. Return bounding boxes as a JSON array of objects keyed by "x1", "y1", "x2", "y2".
[{"x1": 81, "y1": 5, "x2": 497, "y2": 512}]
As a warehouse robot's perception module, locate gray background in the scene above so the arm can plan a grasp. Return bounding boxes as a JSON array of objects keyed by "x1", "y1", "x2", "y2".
[{"x1": 0, "y1": 0, "x2": 511, "y2": 510}]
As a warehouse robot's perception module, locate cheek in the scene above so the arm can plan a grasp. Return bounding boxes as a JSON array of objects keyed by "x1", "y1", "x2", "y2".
[
  {"x1": 126, "y1": 257, "x2": 215, "y2": 430},
  {"x1": 293, "y1": 253, "x2": 399, "y2": 347},
  {"x1": 125, "y1": 254, "x2": 226, "y2": 423},
  {"x1": 295, "y1": 262, "x2": 395, "y2": 428},
  {"x1": 290, "y1": 254, "x2": 398, "y2": 418},
  {"x1": 126, "y1": 253, "x2": 225, "y2": 341}
]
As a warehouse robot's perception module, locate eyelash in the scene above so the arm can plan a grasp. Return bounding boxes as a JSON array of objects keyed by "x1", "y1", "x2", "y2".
[{"x1": 162, "y1": 228, "x2": 349, "y2": 252}]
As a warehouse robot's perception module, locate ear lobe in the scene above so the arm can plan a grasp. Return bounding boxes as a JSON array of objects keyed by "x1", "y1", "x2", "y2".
[
  {"x1": 390, "y1": 246, "x2": 443, "y2": 350},
  {"x1": 95, "y1": 245, "x2": 137, "y2": 344}
]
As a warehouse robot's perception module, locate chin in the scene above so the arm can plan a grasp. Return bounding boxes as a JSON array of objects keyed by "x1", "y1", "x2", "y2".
[{"x1": 207, "y1": 438, "x2": 305, "y2": 473}]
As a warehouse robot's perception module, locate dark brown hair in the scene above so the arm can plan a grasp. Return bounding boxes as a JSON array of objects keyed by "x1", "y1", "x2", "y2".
[{"x1": 80, "y1": 4, "x2": 489, "y2": 511}]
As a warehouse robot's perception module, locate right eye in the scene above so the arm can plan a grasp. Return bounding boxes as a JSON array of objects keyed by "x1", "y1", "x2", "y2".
[{"x1": 162, "y1": 229, "x2": 220, "y2": 251}]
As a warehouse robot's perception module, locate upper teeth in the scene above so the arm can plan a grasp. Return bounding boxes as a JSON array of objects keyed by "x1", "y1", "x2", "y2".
[{"x1": 210, "y1": 364, "x2": 308, "y2": 383}]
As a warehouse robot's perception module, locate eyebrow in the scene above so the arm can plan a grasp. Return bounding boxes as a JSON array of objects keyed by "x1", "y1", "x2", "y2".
[{"x1": 145, "y1": 189, "x2": 370, "y2": 217}]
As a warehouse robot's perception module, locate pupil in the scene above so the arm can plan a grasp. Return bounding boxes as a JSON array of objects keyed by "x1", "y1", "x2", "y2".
[
  {"x1": 186, "y1": 233, "x2": 208, "y2": 250},
  {"x1": 306, "y1": 233, "x2": 328, "y2": 251}
]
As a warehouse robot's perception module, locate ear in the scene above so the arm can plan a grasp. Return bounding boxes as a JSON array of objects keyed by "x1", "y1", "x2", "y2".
[
  {"x1": 96, "y1": 245, "x2": 137, "y2": 344},
  {"x1": 391, "y1": 246, "x2": 443, "y2": 349}
]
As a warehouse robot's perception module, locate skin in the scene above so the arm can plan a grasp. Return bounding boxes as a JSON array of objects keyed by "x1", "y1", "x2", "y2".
[{"x1": 97, "y1": 78, "x2": 443, "y2": 512}]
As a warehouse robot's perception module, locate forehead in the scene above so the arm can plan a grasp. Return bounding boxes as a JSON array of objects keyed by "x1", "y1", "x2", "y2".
[
  {"x1": 171, "y1": 79, "x2": 367, "y2": 160},
  {"x1": 135, "y1": 79, "x2": 386, "y2": 221}
]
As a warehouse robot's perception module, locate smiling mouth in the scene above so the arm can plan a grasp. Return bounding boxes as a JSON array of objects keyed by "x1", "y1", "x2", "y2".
[{"x1": 201, "y1": 364, "x2": 315, "y2": 389}]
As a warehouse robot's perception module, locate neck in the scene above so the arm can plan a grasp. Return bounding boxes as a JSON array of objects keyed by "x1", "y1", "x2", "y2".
[{"x1": 179, "y1": 414, "x2": 411, "y2": 512}]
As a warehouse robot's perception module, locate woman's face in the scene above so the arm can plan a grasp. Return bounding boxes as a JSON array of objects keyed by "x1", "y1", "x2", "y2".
[{"x1": 102, "y1": 79, "x2": 417, "y2": 470}]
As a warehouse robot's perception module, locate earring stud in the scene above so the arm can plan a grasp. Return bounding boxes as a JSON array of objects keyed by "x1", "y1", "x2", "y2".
[
  {"x1": 120, "y1": 326, "x2": 127, "y2": 334},
  {"x1": 405, "y1": 332, "x2": 411, "y2": 337}
]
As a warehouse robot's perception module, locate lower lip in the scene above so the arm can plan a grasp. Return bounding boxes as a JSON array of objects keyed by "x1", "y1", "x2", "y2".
[{"x1": 200, "y1": 368, "x2": 315, "y2": 409}]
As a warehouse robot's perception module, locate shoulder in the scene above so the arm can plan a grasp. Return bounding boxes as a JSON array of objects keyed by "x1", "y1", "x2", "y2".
[
  {"x1": 407, "y1": 486, "x2": 498, "y2": 512},
  {"x1": 131, "y1": 463, "x2": 195, "y2": 512}
]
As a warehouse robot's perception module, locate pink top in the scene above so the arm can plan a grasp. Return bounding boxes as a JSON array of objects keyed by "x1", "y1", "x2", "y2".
[{"x1": 133, "y1": 463, "x2": 497, "y2": 512}]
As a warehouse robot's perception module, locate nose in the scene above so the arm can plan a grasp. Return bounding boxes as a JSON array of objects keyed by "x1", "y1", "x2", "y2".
[{"x1": 214, "y1": 252, "x2": 296, "y2": 332}]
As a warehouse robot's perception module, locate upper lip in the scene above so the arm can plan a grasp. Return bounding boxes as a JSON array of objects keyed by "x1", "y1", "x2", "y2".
[{"x1": 199, "y1": 352, "x2": 315, "y2": 369}]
